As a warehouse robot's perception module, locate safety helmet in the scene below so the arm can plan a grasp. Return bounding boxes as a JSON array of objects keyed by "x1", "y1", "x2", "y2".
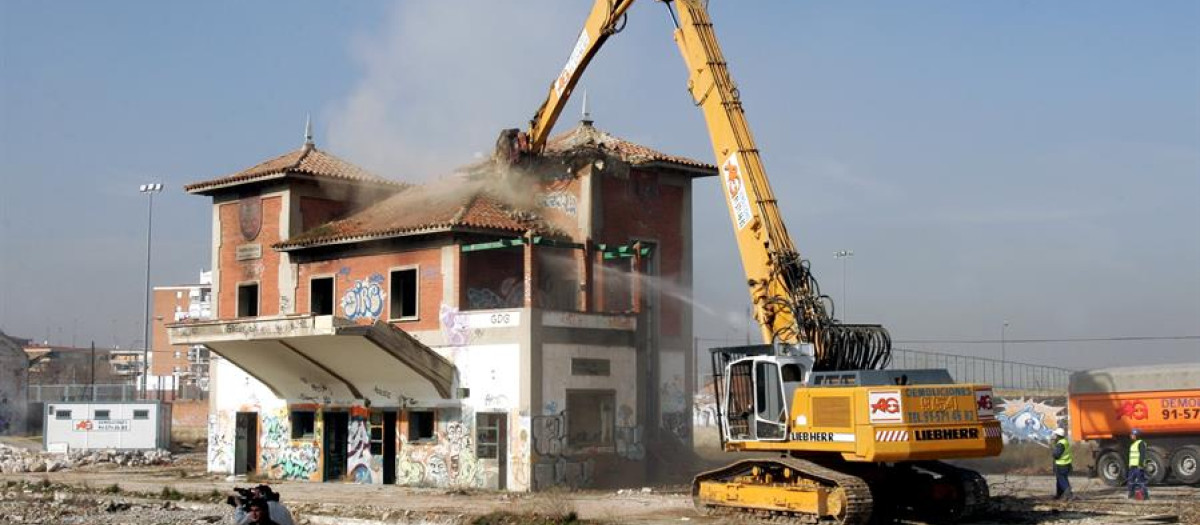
[
  {"x1": 1131, "y1": 428, "x2": 1140, "y2": 436},
  {"x1": 1053, "y1": 427, "x2": 1066, "y2": 437}
]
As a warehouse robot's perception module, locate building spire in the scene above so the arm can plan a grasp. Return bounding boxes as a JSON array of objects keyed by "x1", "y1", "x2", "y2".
[
  {"x1": 304, "y1": 114, "x2": 314, "y2": 148},
  {"x1": 581, "y1": 90, "x2": 593, "y2": 127}
]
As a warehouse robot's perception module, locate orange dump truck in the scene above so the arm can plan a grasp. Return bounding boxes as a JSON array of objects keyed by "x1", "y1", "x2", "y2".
[{"x1": 1068, "y1": 364, "x2": 1200, "y2": 486}]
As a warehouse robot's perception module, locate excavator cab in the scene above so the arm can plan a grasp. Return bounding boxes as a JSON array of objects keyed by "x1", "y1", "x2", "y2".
[{"x1": 713, "y1": 344, "x2": 813, "y2": 444}]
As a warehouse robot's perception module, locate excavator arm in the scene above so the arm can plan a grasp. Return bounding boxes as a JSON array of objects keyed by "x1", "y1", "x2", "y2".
[
  {"x1": 498, "y1": 0, "x2": 637, "y2": 160},
  {"x1": 501, "y1": 0, "x2": 889, "y2": 371}
]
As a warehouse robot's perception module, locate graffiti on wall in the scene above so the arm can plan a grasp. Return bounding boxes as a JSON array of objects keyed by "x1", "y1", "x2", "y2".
[
  {"x1": 397, "y1": 410, "x2": 489, "y2": 488},
  {"x1": 208, "y1": 413, "x2": 233, "y2": 473},
  {"x1": 531, "y1": 410, "x2": 594, "y2": 489},
  {"x1": 0, "y1": 397, "x2": 13, "y2": 435},
  {"x1": 510, "y1": 414, "x2": 531, "y2": 490},
  {"x1": 467, "y1": 277, "x2": 523, "y2": 310},
  {"x1": 348, "y1": 414, "x2": 374, "y2": 484},
  {"x1": 340, "y1": 272, "x2": 386, "y2": 321},
  {"x1": 693, "y1": 392, "x2": 718, "y2": 428},
  {"x1": 440, "y1": 304, "x2": 471, "y2": 346},
  {"x1": 660, "y1": 374, "x2": 690, "y2": 441},
  {"x1": 538, "y1": 191, "x2": 578, "y2": 217},
  {"x1": 260, "y1": 409, "x2": 320, "y2": 481},
  {"x1": 996, "y1": 396, "x2": 1066, "y2": 445},
  {"x1": 615, "y1": 424, "x2": 645, "y2": 460}
]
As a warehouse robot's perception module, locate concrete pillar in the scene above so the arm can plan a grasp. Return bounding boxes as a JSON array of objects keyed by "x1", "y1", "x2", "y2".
[
  {"x1": 523, "y1": 234, "x2": 537, "y2": 308},
  {"x1": 630, "y1": 242, "x2": 643, "y2": 314},
  {"x1": 578, "y1": 243, "x2": 592, "y2": 312}
]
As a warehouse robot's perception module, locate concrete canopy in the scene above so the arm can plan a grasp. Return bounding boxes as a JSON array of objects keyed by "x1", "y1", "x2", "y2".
[{"x1": 167, "y1": 316, "x2": 455, "y2": 406}]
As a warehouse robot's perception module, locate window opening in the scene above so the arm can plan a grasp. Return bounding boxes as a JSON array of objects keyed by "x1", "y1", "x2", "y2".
[
  {"x1": 237, "y1": 283, "x2": 259, "y2": 317},
  {"x1": 133, "y1": 409, "x2": 149, "y2": 420},
  {"x1": 94, "y1": 409, "x2": 111, "y2": 420},
  {"x1": 476, "y1": 413, "x2": 502, "y2": 459},
  {"x1": 369, "y1": 412, "x2": 385, "y2": 456},
  {"x1": 566, "y1": 390, "x2": 615, "y2": 447},
  {"x1": 754, "y1": 361, "x2": 787, "y2": 439},
  {"x1": 310, "y1": 277, "x2": 334, "y2": 315},
  {"x1": 55, "y1": 410, "x2": 72, "y2": 420},
  {"x1": 390, "y1": 269, "x2": 418, "y2": 319},
  {"x1": 408, "y1": 410, "x2": 435, "y2": 442},
  {"x1": 291, "y1": 411, "x2": 316, "y2": 439}
]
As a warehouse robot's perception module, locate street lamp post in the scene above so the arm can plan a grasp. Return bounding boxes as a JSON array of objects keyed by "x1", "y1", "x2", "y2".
[
  {"x1": 1001, "y1": 320, "x2": 1009, "y2": 388},
  {"x1": 833, "y1": 250, "x2": 854, "y2": 320},
  {"x1": 139, "y1": 183, "x2": 163, "y2": 399}
]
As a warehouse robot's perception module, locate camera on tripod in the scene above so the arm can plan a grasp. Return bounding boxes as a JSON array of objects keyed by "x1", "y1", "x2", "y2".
[{"x1": 226, "y1": 486, "x2": 255, "y2": 509}]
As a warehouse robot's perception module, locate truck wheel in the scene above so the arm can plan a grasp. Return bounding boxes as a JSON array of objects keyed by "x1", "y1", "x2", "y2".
[
  {"x1": 1170, "y1": 446, "x2": 1200, "y2": 484},
  {"x1": 1144, "y1": 447, "x2": 1169, "y2": 485},
  {"x1": 1096, "y1": 450, "x2": 1126, "y2": 487}
]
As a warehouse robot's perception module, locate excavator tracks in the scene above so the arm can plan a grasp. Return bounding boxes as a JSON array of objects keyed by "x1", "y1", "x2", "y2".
[
  {"x1": 692, "y1": 459, "x2": 991, "y2": 524},
  {"x1": 903, "y1": 461, "x2": 990, "y2": 522},
  {"x1": 692, "y1": 457, "x2": 873, "y2": 525}
]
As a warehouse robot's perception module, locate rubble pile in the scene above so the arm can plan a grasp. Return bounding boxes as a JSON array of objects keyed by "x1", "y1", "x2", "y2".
[
  {"x1": 0, "y1": 480, "x2": 228, "y2": 525},
  {"x1": 0, "y1": 443, "x2": 173, "y2": 473}
]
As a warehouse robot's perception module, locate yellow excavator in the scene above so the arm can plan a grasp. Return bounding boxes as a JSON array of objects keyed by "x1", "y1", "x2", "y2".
[{"x1": 497, "y1": 2, "x2": 1003, "y2": 523}]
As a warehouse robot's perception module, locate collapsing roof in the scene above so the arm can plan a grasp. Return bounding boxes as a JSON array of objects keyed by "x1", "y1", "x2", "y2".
[
  {"x1": 275, "y1": 179, "x2": 555, "y2": 250},
  {"x1": 544, "y1": 120, "x2": 716, "y2": 176}
]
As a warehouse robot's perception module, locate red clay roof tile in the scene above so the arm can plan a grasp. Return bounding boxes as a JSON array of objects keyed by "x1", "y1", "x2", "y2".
[{"x1": 185, "y1": 144, "x2": 403, "y2": 193}]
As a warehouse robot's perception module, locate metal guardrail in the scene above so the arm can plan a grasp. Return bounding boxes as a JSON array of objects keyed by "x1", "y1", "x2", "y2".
[{"x1": 890, "y1": 348, "x2": 1070, "y2": 392}]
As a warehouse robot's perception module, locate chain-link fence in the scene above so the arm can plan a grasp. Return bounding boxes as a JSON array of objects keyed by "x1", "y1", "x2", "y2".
[
  {"x1": 890, "y1": 348, "x2": 1070, "y2": 392},
  {"x1": 27, "y1": 384, "x2": 140, "y2": 402}
]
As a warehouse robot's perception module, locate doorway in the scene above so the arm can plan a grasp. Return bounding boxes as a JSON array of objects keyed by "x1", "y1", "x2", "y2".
[
  {"x1": 476, "y1": 412, "x2": 508, "y2": 490},
  {"x1": 234, "y1": 412, "x2": 258, "y2": 475},
  {"x1": 323, "y1": 411, "x2": 349, "y2": 482},
  {"x1": 368, "y1": 410, "x2": 398, "y2": 484}
]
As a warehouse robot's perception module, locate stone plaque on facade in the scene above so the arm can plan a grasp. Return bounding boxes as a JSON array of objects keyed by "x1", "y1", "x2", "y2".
[{"x1": 236, "y1": 244, "x2": 262, "y2": 261}]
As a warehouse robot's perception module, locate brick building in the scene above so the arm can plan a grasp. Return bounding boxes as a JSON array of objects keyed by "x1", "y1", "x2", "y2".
[{"x1": 168, "y1": 120, "x2": 713, "y2": 490}]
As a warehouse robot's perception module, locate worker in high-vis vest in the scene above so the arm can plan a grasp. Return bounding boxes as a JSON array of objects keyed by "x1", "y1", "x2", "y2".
[
  {"x1": 1127, "y1": 428, "x2": 1149, "y2": 499},
  {"x1": 1051, "y1": 427, "x2": 1073, "y2": 500}
]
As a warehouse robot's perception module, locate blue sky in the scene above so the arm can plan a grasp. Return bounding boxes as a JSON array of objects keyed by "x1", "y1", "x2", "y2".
[{"x1": 2, "y1": 1, "x2": 1197, "y2": 368}]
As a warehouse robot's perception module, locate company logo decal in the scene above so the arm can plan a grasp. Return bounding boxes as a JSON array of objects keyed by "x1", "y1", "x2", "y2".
[
  {"x1": 913, "y1": 427, "x2": 980, "y2": 441},
  {"x1": 868, "y1": 390, "x2": 904, "y2": 424},
  {"x1": 791, "y1": 431, "x2": 855, "y2": 443},
  {"x1": 1116, "y1": 400, "x2": 1149, "y2": 420},
  {"x1": 722, "y1": 154, "x2": 753, "y2": 231}
]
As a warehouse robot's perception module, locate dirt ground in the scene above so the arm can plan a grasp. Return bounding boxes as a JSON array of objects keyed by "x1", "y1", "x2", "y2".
[{"x1": 1, "y1": 454, "x2": 1197, "y2": 525}]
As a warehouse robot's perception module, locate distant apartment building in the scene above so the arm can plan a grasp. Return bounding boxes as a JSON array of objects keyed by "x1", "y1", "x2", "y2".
[{"x1": 151, "y1": 271, "x2": 213, "y2": 395}]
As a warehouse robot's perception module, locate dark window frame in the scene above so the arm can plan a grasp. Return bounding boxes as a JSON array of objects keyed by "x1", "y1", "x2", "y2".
[
  {"x1": 566, "y1": 389, "x2": 616, "y2": 448},
  {"x1": 408, "y1": 410, "x2": 436, "y2": 442},
  {"x1": 475, "y1": 413, "x2": 502, "y2": 459},
  {"x1": 389, "y1": 267, "x2": 419, "y2": 321},
  {"x1": 291, "y1": 410, "x2": 317, "y2": 440},
  {"x1": 133, "y1": 409, "x2": 150, "y2": 420},
  {"x1": 236, "y1": 282, "x2": 260, "y2": 318},
  {"x1": 94, "y1": 409, "x2": 111, "y2": 420},
  {"x1": 55, "y1": 410, "x2": 72, "y2": 420},
  {"x1": 309, "y1": 276, "x2": 335, "y2": 316}
]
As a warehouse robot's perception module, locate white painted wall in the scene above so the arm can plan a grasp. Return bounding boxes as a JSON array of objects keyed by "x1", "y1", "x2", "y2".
[
  {"x1": 540, "y1": 344, "x2": 637, "y2": 423},
  {"x1": 208, "y1": 356, "x2": 285, "y2": 473}
]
